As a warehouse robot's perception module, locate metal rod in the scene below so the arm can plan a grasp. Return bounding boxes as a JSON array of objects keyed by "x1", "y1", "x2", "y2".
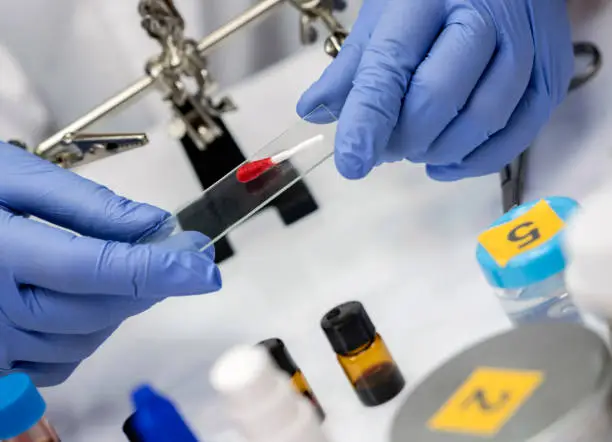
[
  {"x1": 197, "y1": 0, "x2": 286, "y2": 53},
  {"x1": 35, "y1": 0, "x2": 288, "y2": 157}
]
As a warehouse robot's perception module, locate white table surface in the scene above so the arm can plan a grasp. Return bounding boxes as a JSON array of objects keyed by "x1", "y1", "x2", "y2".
[{"x1": 40, "y1": 9, "x2": 612, "y2": 439}]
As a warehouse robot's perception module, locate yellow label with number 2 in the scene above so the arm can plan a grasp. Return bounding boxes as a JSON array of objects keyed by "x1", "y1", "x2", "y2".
[
  {"x1": 427, "y1": 367, "x2": 544, "y2": 436},
  {"x1": 478, "y1": 200, "x2": 565, "y2": 267}
]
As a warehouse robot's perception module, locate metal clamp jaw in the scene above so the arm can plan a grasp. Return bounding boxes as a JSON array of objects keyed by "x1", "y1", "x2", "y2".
[
  {"x1": 10, "y1": 133, "x2": 149, "y2": 168},
  {"x1": 25, "y1": 0, "x2": 348, "y2": 168},
  {"x1": 293, "y1": 0, "x2": 349, "y2": 57}
]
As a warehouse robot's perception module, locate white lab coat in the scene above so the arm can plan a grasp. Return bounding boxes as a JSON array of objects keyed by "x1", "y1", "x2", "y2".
[{"x1": 2, "y1": 1, "x2": 612, "y2": 441}]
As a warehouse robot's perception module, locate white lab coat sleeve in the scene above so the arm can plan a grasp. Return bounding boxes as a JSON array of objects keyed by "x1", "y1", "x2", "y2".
[{"x1": 0, "y1": 43, "x2": 51, "y2": 147}]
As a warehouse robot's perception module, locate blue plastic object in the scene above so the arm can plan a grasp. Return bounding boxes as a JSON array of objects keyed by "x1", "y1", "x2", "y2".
[
  {"x1": 476, "y1": 197, "x2": 579, "y2": 289},
  {"x1": 297, "y1": 0, "x2": 574, "y2": 181},
  {"x1": 130, "y1": 385, "x2": 199, "y2": 442},
  {"x1": 0, "y1": 142, "x2": 221, "y2": 387},
  {"x1": 0, "y1": 373, "x2": 47, "y2": 439}
]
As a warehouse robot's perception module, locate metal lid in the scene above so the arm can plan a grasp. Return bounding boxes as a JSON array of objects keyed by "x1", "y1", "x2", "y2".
[{"x1": 391, "y1": 324, "x2": 611, "y2": 441}]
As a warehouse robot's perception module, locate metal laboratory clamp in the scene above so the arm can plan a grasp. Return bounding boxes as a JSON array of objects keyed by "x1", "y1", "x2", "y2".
[
  {"x1": 391, "y1": 323, "x2": 612, "y2": 441},
  {"x1": 27, "y1": 0, "x2": 348, "y2": 169}
]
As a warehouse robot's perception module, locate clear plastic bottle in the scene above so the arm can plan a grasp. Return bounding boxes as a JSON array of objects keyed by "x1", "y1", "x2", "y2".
[
  {"x1": 476, "y1": 197, "x2": 582, "y2": 325},
  {"x1": 209, "y1": 346, "x2": 329, "y2": 442},
  {"x1": 0, "y1": 373, "x2": 61, "y2": 442}
]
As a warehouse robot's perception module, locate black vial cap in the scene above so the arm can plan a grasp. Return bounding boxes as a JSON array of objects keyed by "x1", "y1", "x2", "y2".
[
  {"x1": 258, "y1": 338, "x2": 299, "y2": 376},
  {"x1": 321, "y1": 301, "x2": 376, "y2": 356},
  {"x1": 123, "y1": 413, "x2": 144, "y2": 442}
]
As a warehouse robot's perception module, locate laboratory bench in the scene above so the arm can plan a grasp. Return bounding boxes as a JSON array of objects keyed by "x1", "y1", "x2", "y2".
[{"x1": 42, "y1": 10, "x2": 612, "y2": 440}]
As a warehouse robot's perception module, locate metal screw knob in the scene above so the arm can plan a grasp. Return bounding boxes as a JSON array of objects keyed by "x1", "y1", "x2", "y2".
[{"x1": 324, "y1": 31, "x2": 347, "y2": 57}]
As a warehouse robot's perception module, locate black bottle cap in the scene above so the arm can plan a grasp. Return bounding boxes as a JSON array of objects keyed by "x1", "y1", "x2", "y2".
[
  {"x1": 258, "y1": 338, "x2": 299, "y2": 376},
  {"x1": 321, "y1": 301, "x2": 377, "y2": 356},
  {"x1": 122, "y1": 413, "x2": 144, "y2": 442}
]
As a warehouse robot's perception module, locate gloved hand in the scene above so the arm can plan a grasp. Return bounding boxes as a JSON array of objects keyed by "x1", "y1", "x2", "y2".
[
  {"x1": 298, "y1": 0, "x2": 574, "y2": 181},
  {"x1": 0, "y1": 142, "x2": 222, "y2": 386}
]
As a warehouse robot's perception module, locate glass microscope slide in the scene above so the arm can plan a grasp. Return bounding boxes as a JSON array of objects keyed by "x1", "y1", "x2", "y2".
[{"x1": 140, "y1": 105, "x2": 337, "y2": 251}]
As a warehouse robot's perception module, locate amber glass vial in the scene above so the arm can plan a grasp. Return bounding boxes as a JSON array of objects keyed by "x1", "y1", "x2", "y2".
[
  {"x1": 5, "y1": 418, "x2": 60, "y2": 442},
  {"x1": 258, "y1": 338, "x2": 326, "y2": 421},
  {"x1": 321, "y1": 301, "x2": 405, "y2": 407}
]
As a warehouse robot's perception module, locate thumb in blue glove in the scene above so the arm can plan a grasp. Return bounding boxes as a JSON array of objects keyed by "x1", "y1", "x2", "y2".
[
  {"x1": 298, "y1": 0, "x2": 574, "y2": 181},
  {"x1": 0, "y1": 142, "x2": 222, "y2": 386}
]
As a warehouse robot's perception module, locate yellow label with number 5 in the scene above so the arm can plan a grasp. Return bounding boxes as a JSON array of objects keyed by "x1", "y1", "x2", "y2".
[{"x1": 478, "y1": 200, "x2": 565, "y2": 267}]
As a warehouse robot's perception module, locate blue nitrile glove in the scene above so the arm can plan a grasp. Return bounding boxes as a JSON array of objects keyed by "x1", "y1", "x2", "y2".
[
  {"x1": 0, "y1": 142, "x2": 222, "y2": 387},
  {"x1": 297, "y1": 0, "x2": 574, "y2": 181}
]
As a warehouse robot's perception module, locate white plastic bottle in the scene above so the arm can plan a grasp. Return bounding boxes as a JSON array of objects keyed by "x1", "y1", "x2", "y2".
[
  {"x1": 565, "y1": 184, "x2": 612, "y2": 322},
  {"x1": 210, "y1": 345, "x2": 329, "y2": 442}
]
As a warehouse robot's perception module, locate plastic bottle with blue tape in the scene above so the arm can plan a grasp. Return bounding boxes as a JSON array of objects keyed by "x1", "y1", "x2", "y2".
[
  {"x1": 0, "y1": 373, "x2": 60, "y2": 442},
  {"x1": 123, "y1": 384, "x2": 199, "y2": 442},
  {"x1": 476, "y1": 197, "x2": 582, "y2": 325}
]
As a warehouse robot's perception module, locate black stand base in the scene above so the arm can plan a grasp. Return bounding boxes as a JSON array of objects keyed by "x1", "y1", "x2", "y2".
[
  {"x1": 176, "y1": 111, "x2": 318, "y2": 263},
  {"x1": 204, "y1": 182, "x2": 318, "y2": 263}
]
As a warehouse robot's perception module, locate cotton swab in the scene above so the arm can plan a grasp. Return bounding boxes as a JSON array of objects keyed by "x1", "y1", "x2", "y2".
[{"x1": 236, "y1": 134, "x2": 325, "y2": 183}]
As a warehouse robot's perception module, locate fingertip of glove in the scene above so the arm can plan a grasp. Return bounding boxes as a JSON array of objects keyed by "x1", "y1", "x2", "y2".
[
  {"x1": 136, "y1": 214, "x2": 177, "y2": 244},
  {"x1": 174, "y1": 230, "x2": 209, "y2": 251},
  {"x1": 297, "y1": 96, "x2": 337, "y2": 124},
  {"x1": 425, "y1": 164, "x2": 466, "y2": 181},
  {"x1": 296, "y1": 92, "x2": 315, "y2": 119},
  {"x1": 152, "y1": 231, "x2": 215, "y2": 260},
  {"x1": 187, "y1": 256, "x2": 222, "y2": 293},
  {"x1": 112, "y1": 198, "x2": 173, "y2": 243},
  {"x1": 335, "y1": 151, "x2": 370, "y2": 180},
  {"x1": 176, "y1": 250, "x2": 223, "y2": 294},
  {"x1": 147, "y1": 253, "x2": 221, "y2": 296},
  {"x1": 124, "y1": 242, "x2": 222, "y2": 297},
  {"x1": 188, "y1": 232, "x2": 216, "y2": 261},
  {"x1": 305, "y1": 109, "x2": 338, "y2": 124}
]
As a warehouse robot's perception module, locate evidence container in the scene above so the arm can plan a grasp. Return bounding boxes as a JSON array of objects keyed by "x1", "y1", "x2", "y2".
[
  {"x1": 258, "y1": 338, "x2": 325, "y2": 421},
  {"x1": 0, "y1": 373, "x2": 60, "y2": 442},
  {"x1": 390, "y1": 323, "x2": 612, "y2": 441},
  {"x1": 476, "y1": 197, "x2": 582, "y2": 325},
  {"x1": 210, "y1": 346, "x2": 329, "y2": 442},
  {"x1": 122, "y1": 384, "x2": 198, "y2": 442},
  {"x1": 320, "y1": 301, "x2": 405, "y2": 406}
]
